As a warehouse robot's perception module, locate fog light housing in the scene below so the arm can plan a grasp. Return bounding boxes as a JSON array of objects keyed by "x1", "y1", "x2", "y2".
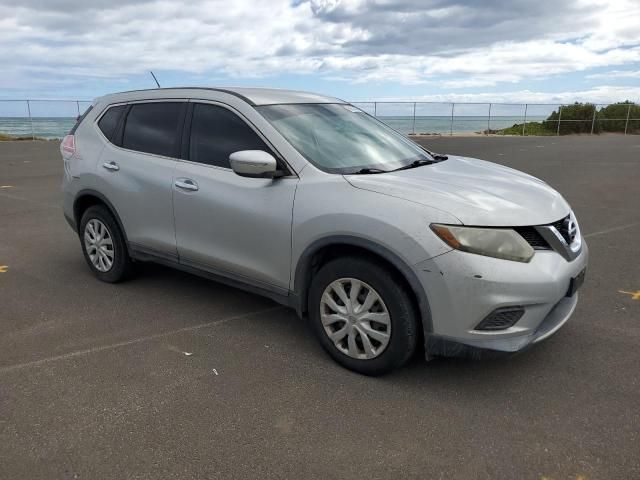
[{"x1": 475, "y1": 306, "x2": 525, "y2": 331}]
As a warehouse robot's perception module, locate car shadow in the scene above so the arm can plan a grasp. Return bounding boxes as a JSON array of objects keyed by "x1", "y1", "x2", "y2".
[{"x1": 125, "y1": 260, "x2": 564, "y2": 395}]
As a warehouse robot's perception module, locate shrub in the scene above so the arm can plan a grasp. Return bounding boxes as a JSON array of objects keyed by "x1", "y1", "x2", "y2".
[
  {"x1": 498, "y1": 121, "x2": 554, "y2": 136},
  {"x1": 546, "y1": 103, "x2": 598, "y2": 135},
  {"x1": 597, "y1": 101, "x2": 640, "y2": 133},
  {"x1": 498, "y1": 101, "x2": 640, "y2": 135}
]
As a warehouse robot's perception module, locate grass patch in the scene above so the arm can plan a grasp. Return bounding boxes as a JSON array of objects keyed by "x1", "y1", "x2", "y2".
[
  {"x1": 498, "y1": 121, "x2": 556, "y2": 136},
  {"x1": 0, "y1": 133, "x2": 53, "y2": 141}
]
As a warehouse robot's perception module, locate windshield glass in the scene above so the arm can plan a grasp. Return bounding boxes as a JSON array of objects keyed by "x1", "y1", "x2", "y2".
[{"x1": 257, "y1": 103, "x2": 433, "y2": 173}]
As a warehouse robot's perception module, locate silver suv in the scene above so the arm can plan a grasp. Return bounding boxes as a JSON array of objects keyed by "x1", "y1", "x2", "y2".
[{"x1": 61, "y1": 87, "x2": 588, "y2": 375}]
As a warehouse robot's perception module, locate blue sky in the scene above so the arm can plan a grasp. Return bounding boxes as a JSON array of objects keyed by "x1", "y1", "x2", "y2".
[{"x1": 0, "y1": 0, "x2": 639, "y2": 104}]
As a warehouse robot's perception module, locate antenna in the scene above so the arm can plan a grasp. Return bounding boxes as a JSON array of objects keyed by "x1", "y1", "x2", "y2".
[{"x1": 149, "y1": 71, "x2": 161, "y2": 88}]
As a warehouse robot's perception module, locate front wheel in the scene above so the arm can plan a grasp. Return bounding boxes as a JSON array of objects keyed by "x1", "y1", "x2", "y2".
[{"x1": 308, "y1": 257, "x2": 418, "y2": 375}]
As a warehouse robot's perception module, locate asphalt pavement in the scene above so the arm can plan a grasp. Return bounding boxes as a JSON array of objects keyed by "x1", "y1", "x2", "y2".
[{"x1": 1, "y1": 135, "x2": 639, "y2": 479}]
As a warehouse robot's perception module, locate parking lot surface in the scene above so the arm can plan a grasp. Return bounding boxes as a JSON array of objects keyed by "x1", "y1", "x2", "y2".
[{"x1": 1, "y1": 135, "x2": 639, "y2": 479}]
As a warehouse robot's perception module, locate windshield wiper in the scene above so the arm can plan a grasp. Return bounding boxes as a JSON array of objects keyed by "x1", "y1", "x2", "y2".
[
  {"x1": 390, "y1": 158, "x2": 437, "y2": 172},
  {"x1": 352, "y1": 167, "x2": 389, "y2": 174},
  {"x1": 420, "y1": 147, "x2": 449, "y2": 161}
]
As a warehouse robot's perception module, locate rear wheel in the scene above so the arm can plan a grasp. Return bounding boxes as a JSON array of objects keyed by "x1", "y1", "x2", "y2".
[
  {"x1": 308, "y1": 257, "x2": 418, "y2": 375},
  {"x1": 79, "y1": 205, "x2": 132, "y2": 283}
]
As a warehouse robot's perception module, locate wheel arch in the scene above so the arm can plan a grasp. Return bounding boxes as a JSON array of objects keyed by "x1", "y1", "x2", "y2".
[
  {"x1": 293, "y1": 235, "x2": 433, "y2": 334},
  {"x1": 73, "y1": 189, "x2": 130, "y2": 246}
]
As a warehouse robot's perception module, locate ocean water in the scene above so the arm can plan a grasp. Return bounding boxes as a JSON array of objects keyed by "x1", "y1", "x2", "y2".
[
  {"x1": 0, "y1": 117, "x2": 77, "y2": 139},
  {"x1": 381, "y1": 115, "x2": 546, "y2": 134},
  {"x1": 0, "y1": 115, "x2": 546, "y2": 140}
]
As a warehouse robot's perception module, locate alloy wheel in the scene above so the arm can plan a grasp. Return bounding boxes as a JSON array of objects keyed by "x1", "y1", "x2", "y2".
[
  {"x1": 320, "y1": 278, "x2": 391, "y2": 360},
  {"x1": 84, "y1": 219, "x2": 114, "y2": 272}
]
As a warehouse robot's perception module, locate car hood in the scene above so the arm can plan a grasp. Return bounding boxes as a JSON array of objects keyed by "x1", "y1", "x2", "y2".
[{"x1": 344, "y1": 156, "x2": 570, "y2": 226}]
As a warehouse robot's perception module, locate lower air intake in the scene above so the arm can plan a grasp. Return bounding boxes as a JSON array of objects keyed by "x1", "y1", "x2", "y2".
[{"x1": 475, "y1": 306, "x2": 525, "y2": 331}]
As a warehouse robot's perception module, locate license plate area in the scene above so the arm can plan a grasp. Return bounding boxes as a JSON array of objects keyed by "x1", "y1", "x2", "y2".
[{"x1": 566, "y1": 268, "x2": 586, "y2": 297}]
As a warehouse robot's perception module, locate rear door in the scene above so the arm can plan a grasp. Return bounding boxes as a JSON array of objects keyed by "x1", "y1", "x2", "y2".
[
  {"x1": 172, "y1": 102, "x2": 298, "y2": 292},
  {"x1": 96, "y1": 101, "x2": 186, "y2": 259}
]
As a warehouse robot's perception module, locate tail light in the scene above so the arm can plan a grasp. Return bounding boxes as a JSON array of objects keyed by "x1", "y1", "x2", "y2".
[{"x1": 61, "y1": 135, "x2": 75, "y2": 157}]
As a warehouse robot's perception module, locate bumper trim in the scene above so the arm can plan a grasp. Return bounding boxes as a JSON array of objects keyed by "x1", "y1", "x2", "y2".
[
  {"x1": 425, "y1": 294, "x2": 578, "y2": 359},
  {"x1": 531, "y1": 293, "x2": 578, "y2": 344}
]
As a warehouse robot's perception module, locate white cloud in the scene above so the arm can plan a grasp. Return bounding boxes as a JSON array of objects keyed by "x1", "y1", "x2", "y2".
[
  {"x1": 375, "y1": 85, "x2": 640, "y2": 104},
  {"x1": 587, "y1": 70, "x2": 640, "y2": 79},
  {"x1": 0, "y1": 0, "x2": 639, "y2": 100}
]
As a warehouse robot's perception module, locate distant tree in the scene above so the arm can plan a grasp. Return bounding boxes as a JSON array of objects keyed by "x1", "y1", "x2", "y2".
[
  {"x1": 597, "y1": 101, "x2": 640, "y2": 133},
  {"x1": 546, "y1": 103, "x2": 598, "y2": 134},
  {"x1": 498, "y1": 100, "x2": 639, "y2": 135}
]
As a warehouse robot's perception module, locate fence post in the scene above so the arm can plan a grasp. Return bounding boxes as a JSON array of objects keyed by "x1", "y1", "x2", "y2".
[
  {"x1": 624, "y1": 103, "x2": 632, "y2": 135},
  {"x1": 412, "y1": 102, "x2": 416, "y2": 135},
  {"x1": 522, "y1": 104, "x2": 528, "y2": 136},
  {"x1": 26, "y1": 100, "x2": 35, "y2": 140},
  {"x1": 76, "y1": 100, "x2": 81, "y2": 117},
  {"x1": 487, "y1": 103, "x2": 492, "y2": 135},
  {"x1": 556, "y1": 105, "x2": 563, "y2": 136},
  {"x1": 590, "y1": 105, "x2": 597, "y2": 135},
  {"x1": 450, "y1": 103, "x2": 455, "y2": 136},
  {"x1": 373, "y1": 102, "x2": 377, "y2": 117}
]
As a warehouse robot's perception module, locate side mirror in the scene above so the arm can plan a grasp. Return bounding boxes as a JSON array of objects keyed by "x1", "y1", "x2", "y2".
[{"x1": 229, "y1": 150, "x2": 280, "y2": 178}]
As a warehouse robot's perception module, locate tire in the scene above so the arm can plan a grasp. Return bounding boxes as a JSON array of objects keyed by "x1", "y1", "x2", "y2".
[
  {"x1": 79, "y1": 205, "x2": 133, "y2": 283},
  {"x1": 308, "y1": 256, "x2": 418, "y2": 375}
]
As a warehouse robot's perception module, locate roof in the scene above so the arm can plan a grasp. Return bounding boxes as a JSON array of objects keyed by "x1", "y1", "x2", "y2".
[
  {"x1": 220, "y1": 87, "x2": 345, "y2": 106},
  {"x1": 99, "y1": 87, "x2": 346, "y2": 106}
]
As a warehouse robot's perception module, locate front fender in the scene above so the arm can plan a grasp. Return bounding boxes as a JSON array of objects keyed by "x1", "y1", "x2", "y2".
[
  {"x1": 290, "y1": 177, "x2": 459, "y2": 336},
  {"x1": 292, "y1": 233, "x2": 436, "y2": 333}
]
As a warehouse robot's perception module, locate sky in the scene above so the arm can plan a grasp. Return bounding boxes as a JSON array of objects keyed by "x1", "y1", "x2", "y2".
[{"x1": 0, "y1": 0, "x2": 639, "y2": 104}]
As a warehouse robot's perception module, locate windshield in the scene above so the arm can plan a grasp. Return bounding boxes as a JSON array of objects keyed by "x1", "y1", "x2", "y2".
[{"x1": 257, "y1": 103, "x2": 433, "y2": 174}]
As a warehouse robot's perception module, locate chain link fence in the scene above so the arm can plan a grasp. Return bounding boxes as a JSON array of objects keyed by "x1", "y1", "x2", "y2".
[
  {"x1": 0, "y1": 100, "x2": 93, "y2": 140},
  {"x1": 0, "y1": 99, "x2": 638, "y2": 140},
  {"x1": 351, "y1": 101, "x2": 639, "y2": 136}
]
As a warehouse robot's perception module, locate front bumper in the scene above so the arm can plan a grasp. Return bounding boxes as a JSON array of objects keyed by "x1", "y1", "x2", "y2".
[{"x1": 415, "y1": 241, "x2": 588, "y2": 358}]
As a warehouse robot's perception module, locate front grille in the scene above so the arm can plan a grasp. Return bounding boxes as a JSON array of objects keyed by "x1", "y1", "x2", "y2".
[
  {"x1": 515, "y1": 227, "x2": 551, "y2": 250},
  {"x1": 551, "y1": 215, "x2": 572, "y2": 244},
  {"x1": 512, "y1": 214, "x2": 579, "y2": 260},
  {"x1": 475, "y1": 307, "x2": 525, "y2": 331},
  {"x1": 516, "y1": 215, "x2": 572, "y2": 250}
]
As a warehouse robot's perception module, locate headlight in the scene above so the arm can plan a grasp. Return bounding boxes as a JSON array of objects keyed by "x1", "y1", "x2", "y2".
[{"x1": 430, "y1": 224, "x2": 534, "y2": 263}]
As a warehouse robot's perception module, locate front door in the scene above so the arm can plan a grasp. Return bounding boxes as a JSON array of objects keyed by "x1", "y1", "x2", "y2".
[{"x1": 172, "y1": 102, "x2": 298, "y2": 292}]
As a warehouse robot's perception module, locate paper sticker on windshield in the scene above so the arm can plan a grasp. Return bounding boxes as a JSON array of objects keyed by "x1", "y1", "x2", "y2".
[{"x1": 343, "y1": 105, "x2": 364, "y2": 113}]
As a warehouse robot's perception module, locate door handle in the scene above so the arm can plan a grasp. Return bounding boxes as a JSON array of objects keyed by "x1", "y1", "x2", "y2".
[
  {"x1": 102, "y1": 161, "x2": 119, "y2": 171},
  {"x1": 174, "y1": 178, "x2": 199, "y2": 191}
]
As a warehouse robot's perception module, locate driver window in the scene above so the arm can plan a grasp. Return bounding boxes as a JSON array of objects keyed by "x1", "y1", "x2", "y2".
[{"x1": 189, "y1": 104, "x2": 272, "y2": 168}]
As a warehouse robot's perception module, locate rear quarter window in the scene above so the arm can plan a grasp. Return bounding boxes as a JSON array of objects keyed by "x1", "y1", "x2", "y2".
[{"x1": 97, "y1": 105, "x2": 126, "y2": 142}]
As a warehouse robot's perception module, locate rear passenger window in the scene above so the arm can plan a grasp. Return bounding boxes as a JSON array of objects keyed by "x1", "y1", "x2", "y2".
[
  {"x1": 122, "y1": 102, "x2": 184, "y2": 157},
  {"x1": 97, "y1": 105, "x2": 125, "y2": 141},
  {"x1": 189, "y1": 103, "x2": 271, "y2": 168}
]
